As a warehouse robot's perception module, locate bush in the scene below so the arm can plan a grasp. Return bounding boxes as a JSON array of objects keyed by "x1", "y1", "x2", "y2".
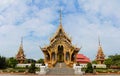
[
  {"x1": 18, "y1": 69, "x2": 25, "y2": 72},
  {"x1": 81, "y1": 67, "x2": 86, "y2": 71},
  {"x1": 28, "y1": 62, "x2": 36, "y2": 73},
  {"x1": 96, "y1": 69, "x2": 107, "y2": 73},
  {"x1": 14, "y1": 67, "x2": 26, "y2": 69},
  {"x1": 85, "y1": 63, "x2": 93, "y2": 73}
]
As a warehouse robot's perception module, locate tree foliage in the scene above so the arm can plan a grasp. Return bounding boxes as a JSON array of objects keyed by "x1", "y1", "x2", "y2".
[
  {"x1": 104, "y1": 58, "x2": 112, "y2": 68},
  {"x1": 37, "y1": 58, "x2": 44, "y2": 63},
  {"x1": 92, "y1": 60, "x2": 97, "y2": 64},
  {"x1": 25, "y1": 59, "x2": 36, "y2": 63},
  {"x1": 28, "y1": 62, "x2": 36, "y2": 73},
  {"x1": 85, "y1": 63, "x2": 93, "y2": 73},
  {"x1": 0, "y1": 56, "x2": 7, "y2": 69},
  {"x1": 6, "y1": 57, "x2": 18, "y2": 68},
  {"x1": 104, "y1": 54, "x2": 120, "y2": 68}
]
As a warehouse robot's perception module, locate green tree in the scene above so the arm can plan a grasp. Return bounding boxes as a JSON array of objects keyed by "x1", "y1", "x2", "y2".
[
  {"x1": 6, "y1": 57, "x2": 18, "y2": 68},
  {"x1": 0, "y1": 56, "x2": 7, "y2": 69},
  {"x1": 103, "y1": 54, "x2": 120, "y2": 68},
  {"x1": 85, "y1": 63, "x2": 93, "y2": 73},
  {"x1": 92, "y1": 60, "x2": 97, "y2": 64},
  {"x1": 25, "y1": 59, "x2": 36, "y2": 63},
  {"x1": 37, "y1": 58, "x2": 44, "y2": 63},
  {"x1": 104, "y1": 58, "x2": 112, "y2": 68},
  {"x1": 28, "y1": 62, "x2": 36, "y2": 73},
  {"x1": 109, "y1": 54, "x2": 120, "y2": 66}
]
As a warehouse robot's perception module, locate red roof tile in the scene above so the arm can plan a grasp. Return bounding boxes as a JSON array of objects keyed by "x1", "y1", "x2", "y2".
[{"x1": 76, "y1": 54, "x2": 90, "y2": 63}]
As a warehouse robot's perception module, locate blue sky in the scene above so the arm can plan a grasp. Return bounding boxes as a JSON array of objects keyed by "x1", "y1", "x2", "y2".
[{"x1": 0, "y1": 0, "x2": 120, "y2": 60}]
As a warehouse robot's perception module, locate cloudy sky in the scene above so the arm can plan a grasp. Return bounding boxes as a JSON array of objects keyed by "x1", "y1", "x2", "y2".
[{"x1": 0, "y1": 0, "x2": 120, "y2": 60}]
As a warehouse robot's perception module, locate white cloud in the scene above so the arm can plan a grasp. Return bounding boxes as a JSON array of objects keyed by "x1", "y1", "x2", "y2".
[
  {"x1": 0, "y1": 0, "x2": 120, "y2": 60},
  {"x1": 0, "y1": 0, "x2": 57, "y2": 59},
  {"x1": 0, "y1": 0, "x2": 15, "y2": 11},
  {"x1": 64, "y1": 1, "x2": 120, "y2": 58}
]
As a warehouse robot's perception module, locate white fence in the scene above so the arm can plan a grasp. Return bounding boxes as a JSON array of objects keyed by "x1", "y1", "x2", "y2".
[{"x1": 16, "y1": 63, "x2": 42, "y2": 68}]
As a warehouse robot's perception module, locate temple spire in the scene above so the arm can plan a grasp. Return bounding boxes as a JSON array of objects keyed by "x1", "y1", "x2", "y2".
[
  {"x1": 50, "y1": 9, "x2": 71, "y2": 43},
  {"x1": 20, "y1": 37, "x2": 23, "y2": 48},
  {"x1": 16, "y1": 37, "x2": 26, "y2": 64},
  {"x1": 98, "y1": 36, "x2": 101, "y2": 46},
  {"x1": 59, "y1": 9, "x2": 62, "y2": 25},
  {"x1": 96, "y1": 36, "x2": 105, "y2": 64}
]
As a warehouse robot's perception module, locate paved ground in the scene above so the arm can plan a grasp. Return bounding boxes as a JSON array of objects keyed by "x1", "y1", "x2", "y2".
[{"x1": 0, "y1": 74, "x2": 120, "y2": 76}]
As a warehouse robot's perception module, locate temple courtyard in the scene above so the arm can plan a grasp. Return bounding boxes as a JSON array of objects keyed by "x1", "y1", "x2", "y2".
[{"x1": 0, "y1": 74, "x2": 120, "y2": 76}]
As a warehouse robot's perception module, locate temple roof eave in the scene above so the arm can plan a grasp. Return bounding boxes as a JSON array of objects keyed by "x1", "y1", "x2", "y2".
[
  {"x1": 50, "y1": 34, "x2": 71, "y2": 43},
  {"x1": 74, "y1": 47, "x2": 81, "y2": 52},
  {"x1": 40, "y1": 48, "x2": 47, "y2": 52}
]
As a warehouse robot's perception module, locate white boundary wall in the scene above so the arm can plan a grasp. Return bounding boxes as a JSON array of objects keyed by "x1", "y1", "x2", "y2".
[
  {"x1": 16, "y1": 63, "x2": 42, "y2": 68},
  {"x1": 92, "y1": 64, "x2": 106, "y2": 68}
]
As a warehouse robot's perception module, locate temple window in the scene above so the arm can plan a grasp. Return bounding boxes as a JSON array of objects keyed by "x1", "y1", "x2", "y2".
[{"x1": 58, "y1": 45, "x2": 63, "y2": 53}]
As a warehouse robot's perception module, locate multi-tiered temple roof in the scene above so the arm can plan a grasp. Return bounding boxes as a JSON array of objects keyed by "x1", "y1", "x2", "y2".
[
  {"x1": 41, "y1": 10, "x2": 80, "y2": 68},
  {"x1": 16, "y1": 38, "x2": 26, "y2": 64},
  {"x1": 96, "y1": 37, "x2": 105, "y2": 64}
]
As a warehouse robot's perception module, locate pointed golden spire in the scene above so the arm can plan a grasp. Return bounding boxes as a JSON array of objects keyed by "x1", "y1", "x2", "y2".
[
  {"x1": 16, "y1": 37, "x2": 26, "y2": 64},
  {"x1": 96, "y1": 36, "x2": 105, "y2": 64},
  {"x1": 59, "y1": 8, "x2": 62, "y2": 25},
  {"x1": 50, "y1": 9, "x2": 71, "y2": 43},
  {"x1": 58, "y1": 9, "x2": 64, "y2": 30},
  {"x1": 98, "y1": 36, "x2": 101, "y2": 46},
  {"x1": 20, "y1": 37, "x2": 23, "y2": 48}
]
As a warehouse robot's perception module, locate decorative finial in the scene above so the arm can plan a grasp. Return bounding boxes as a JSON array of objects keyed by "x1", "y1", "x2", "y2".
[
  {"x1": 98, "y1": 36, "x2": 101, "y2": 46},
  {"x1": 59, "y1": 8, "x2": 62, "y2": 25},
  {"x1": 21, "y1": 37, "x2": 23, "y2": 47}
]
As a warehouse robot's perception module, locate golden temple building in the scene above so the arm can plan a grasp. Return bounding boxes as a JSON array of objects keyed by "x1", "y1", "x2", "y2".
[
  {"x1": 16, "y1": 38, "x2": 26, "y2": 64},
  {"x1": 96, "y1": 37, "x2": 105, "y2": 64},
  {"x1": 40, "y1": 10, "x2": 80, "y2": 68}
]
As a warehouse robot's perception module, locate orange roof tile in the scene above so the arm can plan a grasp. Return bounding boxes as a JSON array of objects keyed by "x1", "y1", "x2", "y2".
[{"x1": 76, "y1": 54, "x2": 90, "y2": 63}]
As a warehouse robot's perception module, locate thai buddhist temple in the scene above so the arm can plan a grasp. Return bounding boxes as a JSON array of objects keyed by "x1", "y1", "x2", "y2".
[
  {"x1": 40, "y1": 10, "x2": 80, "y2": 68},
  {"x1": 76, "y1": 54, "x2": 90, "y2": 64},
  {"x1": 16, "y1": 38, "x2": 26, "y2": 64},
  {"x1": 96, "y1": 37, "x2": 105, "y2": 64}
]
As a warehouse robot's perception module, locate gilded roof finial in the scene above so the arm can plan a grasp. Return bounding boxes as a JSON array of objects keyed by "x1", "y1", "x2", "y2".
[
  {"x1": 20, "y1": 37, "x2": 23, "y2": 48},
  {"x1": 98, "y1": 36, "x2": 101, "y2": 46},
  {"x1": 59, "y1": 8, "x2": 62, "y2": 25}
]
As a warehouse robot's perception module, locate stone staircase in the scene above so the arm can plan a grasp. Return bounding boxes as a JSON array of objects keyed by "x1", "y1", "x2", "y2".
[{"x1": 47, "y1": 63, "x2": 74, "y2": 75}]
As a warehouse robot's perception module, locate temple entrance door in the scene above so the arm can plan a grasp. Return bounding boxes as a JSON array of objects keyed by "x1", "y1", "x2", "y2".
[
  {"x1": 57, "y1": 45, "x2": 64, "y2": 62},
  {"x1": 58, "y1": 54, "x2": 64, "y2": 62}
]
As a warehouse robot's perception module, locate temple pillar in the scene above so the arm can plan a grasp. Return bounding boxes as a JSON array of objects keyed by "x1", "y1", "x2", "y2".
[
  {"x1": 55, "y1": 52, "x2": 57, "y2": 62},
  {"x1": 70, "y1": 52, "x2": 72, "y2": 62},
  {"x1": 50, "y1": 52, "x2": 52, "y2": 63},
  {"x1": 74, "y1": 53, "x2": 78, "y2": 63},
  {"x1": 44, "y1": 53, "x2": 47, "y2": 63}
]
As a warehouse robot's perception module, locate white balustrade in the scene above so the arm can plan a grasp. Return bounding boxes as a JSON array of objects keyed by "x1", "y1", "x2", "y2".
[
  {"x1": 38, "y1": 63, "x2": 48, "y2": 74},
  {"x1": 73, "y1": 63, "x2": 83, "y2": 74}
]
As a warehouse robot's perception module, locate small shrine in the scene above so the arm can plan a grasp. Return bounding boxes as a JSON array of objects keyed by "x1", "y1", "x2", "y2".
[
  {"x1": 96, "y1": 37, "x2": 105, "y2": 64},
  {"x1": 16, "y1": 38, "x2": 26, "y2": 63}
]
